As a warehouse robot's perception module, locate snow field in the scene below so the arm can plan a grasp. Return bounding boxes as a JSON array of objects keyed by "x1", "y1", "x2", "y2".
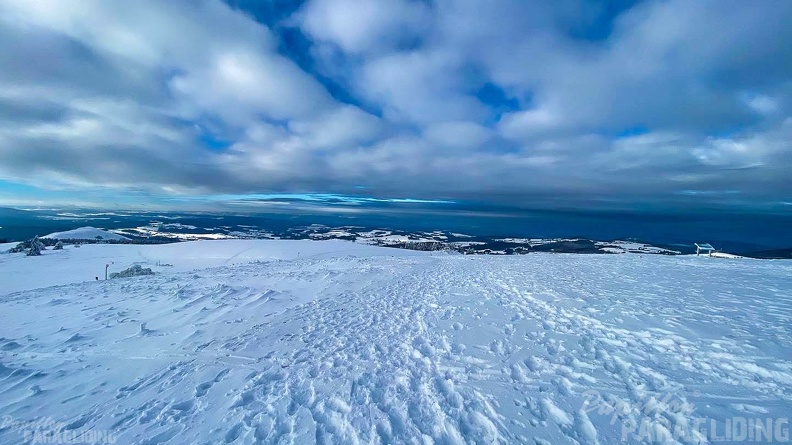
[{"x1": 0, "y1": 241, "x2": 790, "y2": 444}]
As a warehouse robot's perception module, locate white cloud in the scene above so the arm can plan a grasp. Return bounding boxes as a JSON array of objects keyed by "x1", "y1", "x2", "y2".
[
  {"x1": 423, "y1": 121, "x2": 493, "y2": 150},
  {"x1": 359, "y1": 49, "x2": 486, "y2": 124},
  {"x1": 289, "y1": 105, "x2": 384, "y2": 150},
  {"x1": 693, "y1": 119, "x2": 792, "y2": 169},
  {"x1": 498, "y1": 108, "x2": 561, "y2": 141},
  {"x1": 169, "y1": 48, "x2": 335, "y2": 124},
  {"x1": 298, "y1": 0, "x2": 431, "y2": 54},
  {"x1": 743, "y1": 94, "x2": 779, "y2": 115}
]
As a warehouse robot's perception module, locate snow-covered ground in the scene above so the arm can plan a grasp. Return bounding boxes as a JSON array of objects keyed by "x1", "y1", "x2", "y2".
[
  {"x1": 0, "y1": 240, "x2": 420, "y2": 294},
  {"x1": 0, "y1": 241, "x2": 790, "y2": 444}
]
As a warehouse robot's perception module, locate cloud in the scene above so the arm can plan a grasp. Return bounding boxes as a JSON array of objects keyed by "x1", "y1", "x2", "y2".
[
  {"x1": 0, "y1": 0, "x2": 790, "y2": 212},
  {"x1": 358, "y1": 48, "x2": 488, "y2": 124},
  {"x1": 423, "y1": 121, "x2": 494, "y2": 150},
  {"x1": 297, "y1": 0, "x2": 432, "y2": 54},
  {"x1": 288, "y1": 105, "x2": 385, "y2": 150}
]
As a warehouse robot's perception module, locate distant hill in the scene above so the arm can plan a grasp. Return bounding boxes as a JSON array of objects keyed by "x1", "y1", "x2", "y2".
[{"x1": 42, "y1": 226, "x2": 130, "y2": 241}]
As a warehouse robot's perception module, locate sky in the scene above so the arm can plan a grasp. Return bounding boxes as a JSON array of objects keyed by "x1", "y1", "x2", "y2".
[{"x1": 0, "y1": 0, "x2": 790, "y2": 215}]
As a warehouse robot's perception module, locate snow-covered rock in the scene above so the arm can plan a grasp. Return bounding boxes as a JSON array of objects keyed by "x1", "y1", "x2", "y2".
[
  {"x1": 42, "y1": 226, "x2": 130, "y2": 241},
  {"x1": 108, "y1": 264, "x2": 154, "y2": 279}
]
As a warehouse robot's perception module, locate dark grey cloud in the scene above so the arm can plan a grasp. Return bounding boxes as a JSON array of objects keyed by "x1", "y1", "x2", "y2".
[{"x1": 0, "y1": 0, "x2": 789, "y2": 211}]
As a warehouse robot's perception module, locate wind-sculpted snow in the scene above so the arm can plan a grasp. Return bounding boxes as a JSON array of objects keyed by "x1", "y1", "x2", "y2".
[{"x1": 0, "y1": 242, "x2": 790, "y2": 444}]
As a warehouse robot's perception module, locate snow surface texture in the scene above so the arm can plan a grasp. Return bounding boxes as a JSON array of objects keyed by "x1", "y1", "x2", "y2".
[
  {"x1": 0, "y1": 240, "x2": 414, "y2": 294},
  {"x1": 0, "y1": 240, "x2": 790, "y2": 444},
  {"x1": 42, "y1": 226, "x2": 130, "y2": 241}
]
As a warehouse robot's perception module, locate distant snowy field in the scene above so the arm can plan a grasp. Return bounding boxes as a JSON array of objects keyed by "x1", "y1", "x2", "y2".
[
  {"x1": 1, "y1": 240, "x2": 790, "y2": 444},
  {"x1": 42, "y1": 226, "x2": 131, "y2": 242}
]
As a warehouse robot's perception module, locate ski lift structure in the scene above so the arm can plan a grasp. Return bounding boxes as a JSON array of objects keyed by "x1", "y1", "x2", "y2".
[{"x1": 694, "y1": 243, "x2": 716, "y2": 256}]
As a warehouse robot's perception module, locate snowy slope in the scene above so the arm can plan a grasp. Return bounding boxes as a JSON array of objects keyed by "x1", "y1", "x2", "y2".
[
  {"x1": 0, "y1": 239, "x2": 423, "y2": 294},
  {"x1": 0, "y1": 241, "x2": 790, "y2": 444},
  {"x1": 42, "y1": 226, "x2": 131, "y2": 241}
]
